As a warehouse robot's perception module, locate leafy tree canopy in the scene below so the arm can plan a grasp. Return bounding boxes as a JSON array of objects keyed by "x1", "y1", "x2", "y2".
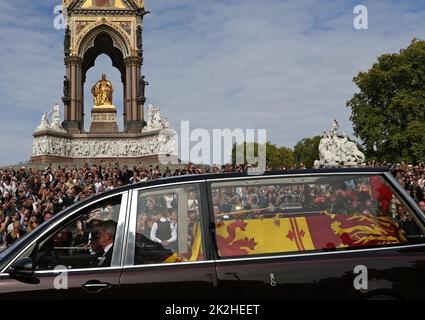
[
  {"x1": 293, "y1": 136, "x2": 321, "y2": 168},
  {"x1": 231, "y1": 142, "x2": 294, "y2": 169},
  {"x1": 347, "y1": 39, "x2": 425, "y2": 163}
]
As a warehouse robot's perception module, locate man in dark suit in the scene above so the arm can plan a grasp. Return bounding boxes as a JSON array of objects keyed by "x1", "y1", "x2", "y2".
[{"x1": 96, "y1": 220, "x2": 117, "y2": 267}]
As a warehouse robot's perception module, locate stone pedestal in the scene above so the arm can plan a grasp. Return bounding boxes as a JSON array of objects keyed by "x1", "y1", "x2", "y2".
[
  {"x1": 30, "y1": 129, "x2": 178, "y2": 166},
  {"x1": 90, "y1": 105, "x2": 118, "y2": 133}
]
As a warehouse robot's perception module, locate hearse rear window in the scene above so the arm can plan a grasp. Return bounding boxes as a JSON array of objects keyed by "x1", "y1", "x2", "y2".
[{"x1": 211, "y1": 174, "x2": 425, "y2": 258}]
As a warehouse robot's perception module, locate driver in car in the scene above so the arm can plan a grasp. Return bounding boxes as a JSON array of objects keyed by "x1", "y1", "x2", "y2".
[{"x1": 96, "y1": 220, "x2": 117, "y2": 267}]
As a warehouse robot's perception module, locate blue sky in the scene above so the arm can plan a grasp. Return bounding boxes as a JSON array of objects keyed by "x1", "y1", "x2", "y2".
[{"x1": 0, "y1": 0, "x2": 424, "y2": 165}]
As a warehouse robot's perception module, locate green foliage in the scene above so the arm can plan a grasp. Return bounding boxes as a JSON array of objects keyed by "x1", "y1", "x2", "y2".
[
  {"x1": 347, "y1": 39, "x2": 425, "y2": 163},
  {"x1": 231, "y1": 142, "x2": 294, "y2": 169},
  {"x1": 406, "y1": 121, "x2": 425, "y2": 162},
  {"x1": 293, "y1": 136, "x2": 321, "y2": 168}
]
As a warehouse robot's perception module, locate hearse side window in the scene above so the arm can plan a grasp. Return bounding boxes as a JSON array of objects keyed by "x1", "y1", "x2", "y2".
[
  {"x1": 133, "y1": 184, "x2": 204, "y2": 265},
  {"x1": 211, "y1": 175, "x2": 425, "y2": 258},
  {"x1": 34, "y1": 195, "x2": 122, "y2": 270}
]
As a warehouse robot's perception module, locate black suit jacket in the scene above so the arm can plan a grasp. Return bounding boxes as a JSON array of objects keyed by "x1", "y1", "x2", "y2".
[{"x1": 98, "y1": 246, "x2": 113, "y2": 267}]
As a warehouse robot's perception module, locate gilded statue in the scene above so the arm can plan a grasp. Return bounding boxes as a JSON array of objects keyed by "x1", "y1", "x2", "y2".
[{"x1": 91, "y1": 74, "x2": 113, "y2": 107}]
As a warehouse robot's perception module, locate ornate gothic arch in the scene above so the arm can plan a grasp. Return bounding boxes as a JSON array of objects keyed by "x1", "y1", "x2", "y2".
[
  {"x1": 62, "y1": 1, "x2": 146, "y2": 134},
  {"x1": 76, "y1": 21, "x2": 133, "y2": 58}
]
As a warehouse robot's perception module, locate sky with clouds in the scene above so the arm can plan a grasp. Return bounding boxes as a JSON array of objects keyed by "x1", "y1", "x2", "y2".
[{"x1": 0, "y1": 0, "x2": 424, "y2": 165}]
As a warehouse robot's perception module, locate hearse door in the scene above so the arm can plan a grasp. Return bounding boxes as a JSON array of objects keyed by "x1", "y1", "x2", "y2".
[
  {"x1": 0, "y1": 192, "x2": 129, "y2": 299},
  {"x1": 210, "y1": 176, "x2": 425, "y2": 300},
  {"x1": 119, "y1": 183, "x2": 217, "y2": 299}
]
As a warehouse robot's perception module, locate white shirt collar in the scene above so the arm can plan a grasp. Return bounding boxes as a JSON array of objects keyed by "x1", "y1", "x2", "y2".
[{"x1": 104, "y1": 243, "x2": 113, "y2": 254}]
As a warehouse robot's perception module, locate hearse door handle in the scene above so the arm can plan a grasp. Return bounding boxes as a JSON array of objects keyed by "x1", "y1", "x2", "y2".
[{"x1": 83, "y1": 280, "x2": 111, "y2": 293}]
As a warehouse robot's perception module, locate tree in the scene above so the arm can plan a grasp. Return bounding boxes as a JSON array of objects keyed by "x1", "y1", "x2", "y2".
[
  {"x1": 347, "y1": 39, "x2": 425, "y2": 163},
  {"x1": 293, "y1": 136, "x2": 321, "y2": 168},
  {"x1": 406, "y1": 121, "x2": 425, "y2": 162},
  {"x1": 231, "y1": 142, "x2": 294, "y2": 169}
]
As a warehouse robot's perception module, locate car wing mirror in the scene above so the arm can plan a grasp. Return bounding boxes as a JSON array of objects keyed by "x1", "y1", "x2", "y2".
[{"x1": 8, "y1": 257, "x2": 39, "y2": 284}]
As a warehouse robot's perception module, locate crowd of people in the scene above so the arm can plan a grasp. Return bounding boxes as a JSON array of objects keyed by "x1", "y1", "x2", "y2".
[{"x1": 1, "y1": 161, "x2": 425, "y2": 251}]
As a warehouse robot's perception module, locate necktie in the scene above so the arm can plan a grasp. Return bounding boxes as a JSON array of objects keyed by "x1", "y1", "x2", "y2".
[{"x1": 98, "y1": 250, "x2": 106, "y2": 266}]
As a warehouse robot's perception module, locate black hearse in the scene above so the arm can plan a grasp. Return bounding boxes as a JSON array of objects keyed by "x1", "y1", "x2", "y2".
[{"x1": 0, "y1": 168, "x2": 424, "y2": 299}]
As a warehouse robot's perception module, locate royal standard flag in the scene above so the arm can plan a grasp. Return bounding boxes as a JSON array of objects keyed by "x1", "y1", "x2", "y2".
[{"x1": 215, "y1": 212, "x2": 407, "y2": 257}]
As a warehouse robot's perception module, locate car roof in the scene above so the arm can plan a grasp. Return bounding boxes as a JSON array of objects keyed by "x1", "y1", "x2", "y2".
[
  {"x1": 128, "y1": 167, "x2": 389, "y2": 188},
  {"x1": 88, "y1": 165, "x2": 389, "y2": 194}
]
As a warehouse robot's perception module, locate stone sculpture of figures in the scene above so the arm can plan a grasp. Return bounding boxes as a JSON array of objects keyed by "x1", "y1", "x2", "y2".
[
  {"x1": 49, "y1": 104, "x2": 65, "y2": 131},
  {"x1": 37, "y1": 112, "x2": 50, "y2": 131},
  {"x1": 329, "y1": 119, "x2": 339, "y2": 138},
  {"x1": 162, "y1": 135, "x2": 177, "y2": 155},
  {"x1": 64, "y1": 26, "x2": 71, "y2": 57},
  {"x1": 31, "y1": 134, "x2": 168, "y2": 159},
  {"x1": 32, "y1": 141, "x2": 39, "y2": 156},
  {"x1": 144, "y1": 103, "x2": 170, "y2": 131},
  {"x1": 91, "y1": 74, "x2": 113, "y2": 106},
  {"x1": 315, "y1": 120, "x2": 365, "y2": 168}
]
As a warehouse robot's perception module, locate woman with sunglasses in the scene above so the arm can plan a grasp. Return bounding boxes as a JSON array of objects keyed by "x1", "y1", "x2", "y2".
[{"x1": 26, "y1": 216, "x2": 39, "y2": 233}]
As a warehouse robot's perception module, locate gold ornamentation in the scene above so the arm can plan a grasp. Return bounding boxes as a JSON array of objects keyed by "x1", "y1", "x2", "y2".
[
  {"x1": 75, "y1": 20, "x2": 133, "y2": 57},
  {"x1": 116, "y1": 21, "x2": 131, "y2": 35},
  {"x1": 76, "y1": 20, "x2": 95, "y2": 34},
  {"x1": 63, "y1": 0, "x2": 72, "y2": 7},
  {"x1": 135, "y1": 0, "x2": 144, "y2": 8},
  {"x1": 91, "y1": 74, "x2": 114, "y2": 106}
]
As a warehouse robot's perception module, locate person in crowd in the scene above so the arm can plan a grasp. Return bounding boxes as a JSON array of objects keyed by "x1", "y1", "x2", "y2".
[
  {"x1": 43, "y1": 211, "x2": 53, "y2": 223},
  {"x1": 395, "y1": 205, "x2": 422, "y2": 237},
  {"x1": 418, "y1": 201, "x2": 425, "y2": 213},
  {"x1": 150, "y1": 211, "x2": 177, "y2": 251},
  {"x1": 137, "y1": 213, "x2": 151, "y2": 238},
  {"x1": 6, "y1": 221, "x2": 25, "y2": 246},
  {"x1": 27, "y1": 216, "x2": 39, "y2": 233}
]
